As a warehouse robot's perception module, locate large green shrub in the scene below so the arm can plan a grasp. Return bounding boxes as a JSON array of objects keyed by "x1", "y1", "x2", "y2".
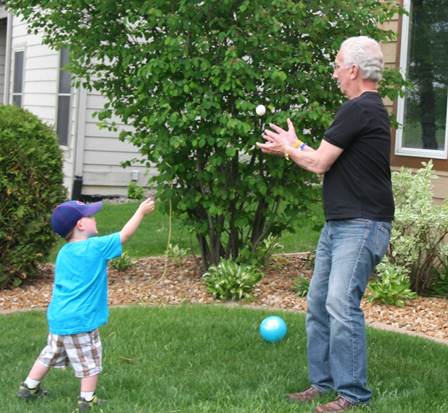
[
  {"x1": 0, "y1": 105, "x2": 65, "y2": 288},
  {"x1": 6, "y1": 1, "x2": 405, "y2": 271},
  {"x1": 377, "y1": 162, "x2": 448, "y2": 295}
]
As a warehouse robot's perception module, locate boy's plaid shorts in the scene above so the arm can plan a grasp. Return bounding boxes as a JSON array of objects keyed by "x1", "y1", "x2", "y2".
[{"x1": 37, "y1": 329, "x2": 102, "y2": 378}]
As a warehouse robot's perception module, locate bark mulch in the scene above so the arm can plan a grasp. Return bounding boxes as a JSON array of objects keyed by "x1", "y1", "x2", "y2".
[{"x1": 1, "y1": 254, "x2": 447, "y2": 345}]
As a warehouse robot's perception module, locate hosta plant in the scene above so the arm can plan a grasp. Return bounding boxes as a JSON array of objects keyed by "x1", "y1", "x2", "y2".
[{"x1": 203, "y1": 259, "x2": 262, "y2": 301}]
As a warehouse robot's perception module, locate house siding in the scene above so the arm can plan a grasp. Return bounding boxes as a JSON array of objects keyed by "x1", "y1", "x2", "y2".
[
  {"x1": 10, "y1": 16, "x2": 76, "y2": 192},
  {"x1": 380, "y1": 15, "x2": 400, "y2": 113},
  {"x1": 81, "y1": 90, "x2": 154, "y2": 196},
  {"x1": 8, "y1": 15, "x2": 153, "y2": 198}
]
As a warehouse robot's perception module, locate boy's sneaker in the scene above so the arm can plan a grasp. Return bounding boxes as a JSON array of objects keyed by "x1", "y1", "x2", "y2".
[
  {"x1": 17, "y1": 382, "x2": 48, "y2": 400},
  {"x1": 77, "y1": 394, "x2": 107, "y2": 411}
]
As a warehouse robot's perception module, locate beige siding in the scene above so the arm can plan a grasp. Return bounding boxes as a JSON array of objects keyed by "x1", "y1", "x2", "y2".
[
  {"x1": 432, "y1": 173, "x2": 448, "y2": 202},
  {"x1": 380, "y1": 16, "x2": 400, "y2": 115},
  {"x1": 382, "y1": 41, "x2": 398, "y2": 65}
]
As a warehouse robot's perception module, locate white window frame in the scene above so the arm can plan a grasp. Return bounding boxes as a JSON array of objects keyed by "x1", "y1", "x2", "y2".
[
  {"x1": 395, "y1": 0, "x2": 448, "y2": 159},
  {"x1": 56, "y1": 47, "x2": 72, "y2": 147},
  {"x1": 11, "y1": 47, "x2": 25, "y2": 107}
]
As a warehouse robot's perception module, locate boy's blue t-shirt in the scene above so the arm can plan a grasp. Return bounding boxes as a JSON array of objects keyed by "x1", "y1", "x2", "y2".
[{"x1": 48, "y1": 233, "x2": 122, "y2": 335}]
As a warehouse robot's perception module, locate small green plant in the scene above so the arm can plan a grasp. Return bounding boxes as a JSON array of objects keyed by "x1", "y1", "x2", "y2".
[
  {"x1": 111, "y1": 252, "x2": 133, "y2": 272},
  {"x1": 368, "y1": 261, "x2": 417, "y2": 307},
  {"x1": 166, "y1": 243, "x2": 190, "y2": 265},
  {"x1": 127, "y1": 181, "x2": 144, "y2": 200},
  {"x1": 202, "y1": 259, "x2": 263, "y2": 301},
  {"x1": 259, "y1": 234, "x2": 284, "y2": 266},
  {"x1": 294, "y1": 276, "x2": 310, "y2": 297},
  {"x1": 238, "y1": 234, "x2": 284, "y2": 269}
]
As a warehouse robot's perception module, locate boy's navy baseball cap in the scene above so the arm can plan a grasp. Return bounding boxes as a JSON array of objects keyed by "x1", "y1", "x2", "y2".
[{"x1": 51, "y1": 200, "x2": 103, "y2": 237}]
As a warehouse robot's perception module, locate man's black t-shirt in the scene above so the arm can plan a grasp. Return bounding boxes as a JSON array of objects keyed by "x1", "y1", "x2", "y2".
[{"x1": 323, "y1": 91, "x2": 394, "y2": 221}]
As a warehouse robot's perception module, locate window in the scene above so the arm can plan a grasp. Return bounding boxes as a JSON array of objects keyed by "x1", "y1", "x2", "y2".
[
  {"x1": 12, "y1": 50, "x2": 24, "y2": 107},
  {"x1": 396, "y1": 0, "x2": 448, "y2": 159},
  {"x1": 56, "y1": 48, "x2": 71, "y2": 146}
]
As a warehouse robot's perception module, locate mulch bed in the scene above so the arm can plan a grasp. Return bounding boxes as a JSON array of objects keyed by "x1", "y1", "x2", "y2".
[{"x1": 1, "y1": 254, "x2": 447, "y2": 344}]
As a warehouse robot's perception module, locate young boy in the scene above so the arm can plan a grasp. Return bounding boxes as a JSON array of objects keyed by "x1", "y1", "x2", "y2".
[{"x1": 17, "y1": 197, "x2": 155, "y2": 411}]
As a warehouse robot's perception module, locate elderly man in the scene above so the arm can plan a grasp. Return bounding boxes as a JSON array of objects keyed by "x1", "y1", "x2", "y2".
[{"x1": 257, "y1": 36, "x2": 394, "y2": 412}]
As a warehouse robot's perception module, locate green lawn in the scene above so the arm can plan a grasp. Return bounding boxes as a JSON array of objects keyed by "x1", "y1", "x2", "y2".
[
  {"x1": 49, "y1": 201, "x2": 324, "y2": 261},
  {"x1": 1, "y1": 306, "x2": 447, "y2": 413}
]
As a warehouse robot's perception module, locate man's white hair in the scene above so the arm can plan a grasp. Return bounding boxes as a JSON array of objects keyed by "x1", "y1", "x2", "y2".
[{"x1": 340, "y1": 36, "x2": 384, "y2": 82}]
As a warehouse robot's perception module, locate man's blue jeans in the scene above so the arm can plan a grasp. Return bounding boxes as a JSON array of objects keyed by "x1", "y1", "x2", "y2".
[{"x1": 306, "y1": 219, "x2": 391, "y2": 404}]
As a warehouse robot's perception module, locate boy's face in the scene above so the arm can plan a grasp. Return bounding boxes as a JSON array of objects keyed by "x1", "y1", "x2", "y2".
[{"x1": 78, "y1": 216, "x2": 98, "y2": 237}]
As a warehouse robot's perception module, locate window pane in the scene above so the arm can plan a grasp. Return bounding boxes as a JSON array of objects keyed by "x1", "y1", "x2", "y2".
[
  {"x1": 13, "y1": 51, "x2": 24, "y2": 94},
  {"x1": 59, "y1": 48, "x2": 71, "y2": 93},
  {"x1": 60, "y1": 47, "x2": 69, "y2": 67},
  {"x1": 59, "y1": 70, "x2": 71, "y2": 93},
  {"x1": 57, "y1": 95, "x2": 71, "y2": 146},
  {"x1": 402, "y1": 1, "x2": 448, "y2": 150},
  {"x1": 59, "y1": 70, "x2": 71, "y2": 94},
  {"x1": 12, "y1": 94, "x2": 22, "y2": 107}
]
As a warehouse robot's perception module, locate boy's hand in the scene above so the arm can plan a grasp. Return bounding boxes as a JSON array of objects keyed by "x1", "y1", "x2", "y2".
[
  {"x1": 138, "y1": 197, "x2": 155, "y2": 215},
  {"x1": 121, "y1": 197, "x2": 155, "y2": 244}
]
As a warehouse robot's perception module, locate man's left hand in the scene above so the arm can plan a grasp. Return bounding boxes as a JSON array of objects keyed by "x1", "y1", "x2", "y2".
[{"x1": 257, "y1": 118, "x2": 298, "y2": 156}]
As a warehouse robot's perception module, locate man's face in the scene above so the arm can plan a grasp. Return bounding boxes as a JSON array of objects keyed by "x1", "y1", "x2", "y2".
[{"x1": 332, "y1": 50, "x2": 354, "y2": 97}]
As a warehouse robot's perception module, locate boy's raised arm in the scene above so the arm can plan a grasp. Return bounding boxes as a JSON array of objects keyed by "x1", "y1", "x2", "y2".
[{"x1": 120, "y1": 198, "x2": 155, "y2": 244}]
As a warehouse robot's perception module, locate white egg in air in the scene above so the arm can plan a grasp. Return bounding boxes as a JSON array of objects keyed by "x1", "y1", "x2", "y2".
[{"x1": 256, "y1": 104, "x2": 266, "y2": 117}]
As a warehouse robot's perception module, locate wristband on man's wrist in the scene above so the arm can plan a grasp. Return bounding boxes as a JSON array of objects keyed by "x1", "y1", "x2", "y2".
[
  {"x1": 285, "y1": 140, "x2": 306, "y2": 160},
  {"x1": 291, "y1": 139, "x2": 302, "y2": 149},
  {"x1": 291, "y1": 139, "x2": 306, "y2": 150}
]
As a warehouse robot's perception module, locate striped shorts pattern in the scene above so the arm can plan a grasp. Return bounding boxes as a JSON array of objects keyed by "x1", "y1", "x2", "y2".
[{"x1": 37, "y1": 329, "x2": 102, "y2": 378}]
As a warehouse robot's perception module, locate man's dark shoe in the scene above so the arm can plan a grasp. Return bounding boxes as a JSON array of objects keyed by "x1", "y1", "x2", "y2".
[
  {"x1": 288, "y1": 386, "x2": 323, "y2": 403},
  {"x1": 77, "y1": 394, "x2": 107, "y2": 411},
  {"x1": 315, "y1": 396, "x2": 355, "y2": 412},
  {"x1": 17, "y1": 382, "x2": 48, "y2": 400}
]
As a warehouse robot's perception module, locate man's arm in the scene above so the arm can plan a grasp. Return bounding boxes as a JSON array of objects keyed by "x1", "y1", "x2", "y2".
[
  {"x1": 256, "y1": 118, "x2": 343, "y2": 174},
  {"x1": 284, "y1": 140, "x2": 343, "y2": 174},
  {"x1": 120, "y1": 198, "x2": 155, "y2": 244}
]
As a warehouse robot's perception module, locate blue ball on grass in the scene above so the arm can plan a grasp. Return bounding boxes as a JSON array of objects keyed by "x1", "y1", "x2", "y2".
[{"x1": 259, "y1": 315, "x2": 287, "y2": 343}]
